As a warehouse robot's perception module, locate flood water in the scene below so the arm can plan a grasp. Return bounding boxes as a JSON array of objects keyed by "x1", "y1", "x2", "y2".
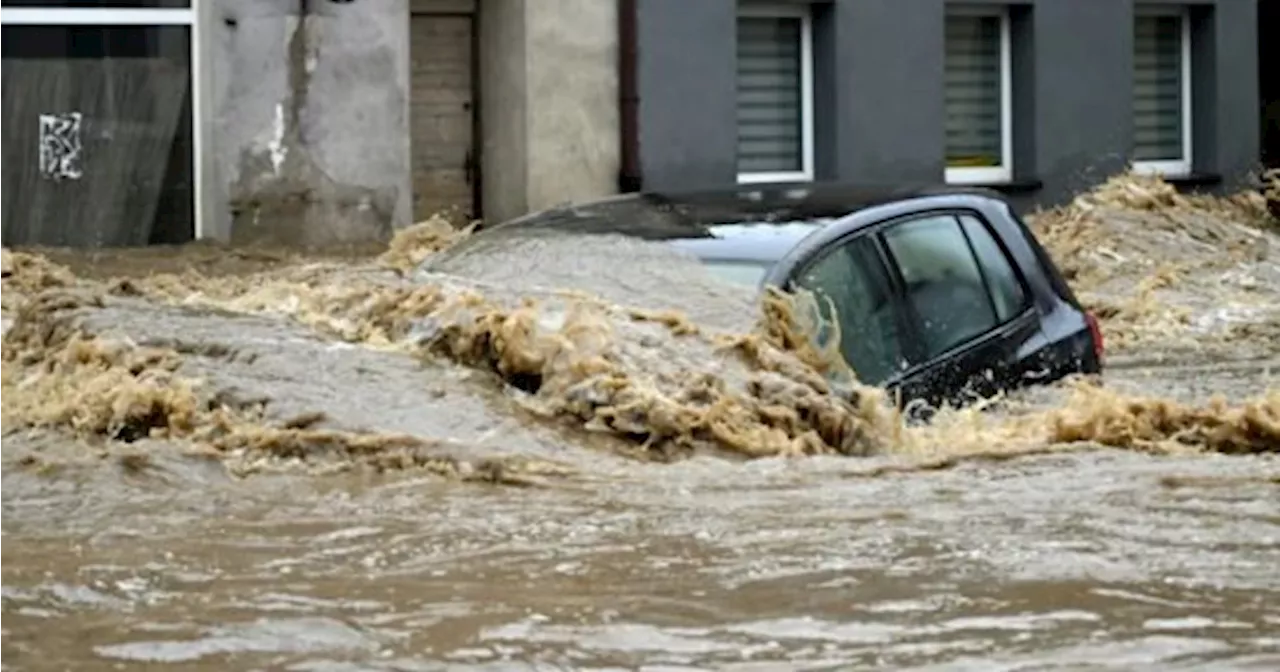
[
  {"x1": 5, "y1": 440, "x2": 1278, "y2": 670},
  {"x1": 3, "y1": 178, "x2": 1280, "y2": 670}
]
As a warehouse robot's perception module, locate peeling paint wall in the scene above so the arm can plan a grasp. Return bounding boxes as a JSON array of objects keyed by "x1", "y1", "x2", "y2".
[{"x1": 209, "y1": 0, "x2": 411, "y2": 247}]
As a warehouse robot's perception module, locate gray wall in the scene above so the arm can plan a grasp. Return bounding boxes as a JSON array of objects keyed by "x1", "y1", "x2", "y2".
[
  {"x1": 209, "y1": 0, "x2": 411, "y2": 247},
  {"x1": 478, "y1": 0, "x2": 529, "y2": 224},
  {"x1": 635, "y1": 0, "x2": 1261, "y2": 208},
  {"x1": 635, "y1": 0, "x2": 738, "y2": 191},
  {"x1": 478, "y1": 0, "x2": 621, "y2": 224}
]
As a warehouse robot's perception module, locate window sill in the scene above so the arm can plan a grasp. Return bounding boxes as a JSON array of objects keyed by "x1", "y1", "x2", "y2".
[
  {"x1": 1160, "y1": 172, "x2": 1222, "y2": 188},
  {"x1": 738, "y1": 172, "x2": 815, "y2": 185},
  {"x1": 958, "y1": 174, "x2": 1220, "y2": 192}
]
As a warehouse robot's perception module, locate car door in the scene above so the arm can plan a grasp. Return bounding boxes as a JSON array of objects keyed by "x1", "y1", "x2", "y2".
[{"x1": 876, "y1": 211, "x2": 1041, "y2": 408}]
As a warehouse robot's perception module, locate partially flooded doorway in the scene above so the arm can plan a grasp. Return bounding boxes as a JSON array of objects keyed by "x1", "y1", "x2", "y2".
[
  {"x1": 0, "y1": 1, "x2": 198, "y2": 247},
  {"x1": 1261, "y1": 0, "x2": 1280, "y2": 175},
  {"x1": 408, "y1": 0, "x2": 478, "y2": 225}
]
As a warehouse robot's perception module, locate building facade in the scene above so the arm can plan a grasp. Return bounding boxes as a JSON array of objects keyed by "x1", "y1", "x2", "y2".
[
  {"x1": 634, "y1": 0, "x2": 1266, "y2": 210},
  {"x1": 0, "y1": 0, "x2": 1271, "y2": 249},
  {"x1": 1, "y1": 0, "x2": 620, "y2": 248}
]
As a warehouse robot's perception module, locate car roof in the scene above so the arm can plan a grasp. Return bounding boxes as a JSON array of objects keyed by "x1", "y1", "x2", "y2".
[{"x1": 465, "y1": 181, "x2": 1015, "y2": 266}]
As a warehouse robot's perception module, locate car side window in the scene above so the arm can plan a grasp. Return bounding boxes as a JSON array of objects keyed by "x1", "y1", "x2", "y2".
[
  {"x1": 959, "y1": 214, "x2": 1027, "y2": 322},
  {"x1": 793, "y1": 234, "x2": 912, "y2": 385},
  {"x1": 882, "y1": 215, "x2": 999, "y2": 360}
]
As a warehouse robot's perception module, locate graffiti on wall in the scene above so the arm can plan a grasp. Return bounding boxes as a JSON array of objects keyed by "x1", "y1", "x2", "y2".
[{"x1": 38, "y1": 112, "x2": 83, "y2": 181}]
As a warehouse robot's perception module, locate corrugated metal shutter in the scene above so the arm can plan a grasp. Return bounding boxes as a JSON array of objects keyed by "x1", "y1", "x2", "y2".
[
  {"x1": 736, "y1": 15, "x2": 803, "y2": 174},
  {"x1": 944, "y1": 15, "x2": 1003, "y2": 168},
  {"x1": 1133, "y1": 14, "x2": 1184, "y2": 161}
]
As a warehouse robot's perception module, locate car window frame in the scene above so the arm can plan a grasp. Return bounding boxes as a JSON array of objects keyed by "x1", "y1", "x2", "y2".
[{"x1": 955, "y1": 211, "x2": 1035, "y2": 324}]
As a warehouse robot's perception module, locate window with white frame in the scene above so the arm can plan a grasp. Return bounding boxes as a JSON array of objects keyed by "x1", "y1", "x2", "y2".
[
  {"x1": 944, "y1": 6, "x2": 1012, "y2": 184},
  {"x1": 735, "y1": 3, "x2": 813, "y2": 183},
  {"x1": 1132, "y1": 7, "x2": 1191, "y2": 175},
  {"x1": 0, "y1": 0, "x2": 204, "y2": 246}
]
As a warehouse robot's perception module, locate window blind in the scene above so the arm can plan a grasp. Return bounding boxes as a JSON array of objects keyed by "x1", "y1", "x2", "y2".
[
  {"x1": 1133, "y1": 15, "x2": 1184, "y2": 162},
  {"x1": 736, "y1": 15, "x2": 803, "y2": 174},
  {"x1": 944, "y1": 15, "x2": 1003, "y2": 168}
]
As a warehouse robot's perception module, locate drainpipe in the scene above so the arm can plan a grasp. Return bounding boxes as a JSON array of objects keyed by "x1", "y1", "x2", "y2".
[{"x1": 617, "y1": 0, "x2": 642, "y2": 192}]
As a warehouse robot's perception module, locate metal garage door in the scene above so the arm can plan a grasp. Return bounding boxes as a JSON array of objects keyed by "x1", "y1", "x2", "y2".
[{"x1": 409, "y1": 0, "x2": 475, "y2": 224}]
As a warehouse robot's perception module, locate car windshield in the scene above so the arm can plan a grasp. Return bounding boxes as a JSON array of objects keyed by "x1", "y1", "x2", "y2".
[{"x1": 699, "y1": 258, "x2": 773, "y2": 287}]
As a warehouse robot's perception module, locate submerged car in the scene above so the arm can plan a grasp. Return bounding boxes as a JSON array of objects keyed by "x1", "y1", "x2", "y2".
[{"x1": 429, "y1": 182, "x2": 1104, "y2": 409}]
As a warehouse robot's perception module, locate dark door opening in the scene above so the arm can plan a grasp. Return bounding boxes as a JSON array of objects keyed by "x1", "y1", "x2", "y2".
[
  {"x1": 1261, "y1": 1, "x2": 1280, "y2": 171},
  {"x1": 408, "y1": 9, "x2": 478, "y2": 227}
]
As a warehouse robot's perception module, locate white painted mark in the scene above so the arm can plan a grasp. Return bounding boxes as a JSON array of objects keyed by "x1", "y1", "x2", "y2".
[
  {"x1": 38, "y1": 112, "x2": 83, "y2": 180},
  {"x1": 268, "y1": 103, "x2": 288, "y2": 175}
]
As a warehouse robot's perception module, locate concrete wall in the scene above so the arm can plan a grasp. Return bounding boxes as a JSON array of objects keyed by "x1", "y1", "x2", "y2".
[
  {"x1": 478, "y1": 0, "x2": 620, "y2": 224},
  {"x1": 477, "y1": 0, "x2": 526, "y2": 224},
  {"x1": 525, "y1": 0, "x2": 620, "y2": 213},
  {"x1": 208, "y1": 0, "x2": 411, "y2": 247},
  {"x1": 207, "y1": 0, "x2": 621, "y2": 242},
  {"x1": 635, "y1": 0, "x2": 1261, "y2": 208}
]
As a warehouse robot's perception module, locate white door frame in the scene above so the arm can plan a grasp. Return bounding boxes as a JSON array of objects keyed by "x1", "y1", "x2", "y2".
[{"x1": 1, "y1": 2, "x2": 207, "y2": 240}]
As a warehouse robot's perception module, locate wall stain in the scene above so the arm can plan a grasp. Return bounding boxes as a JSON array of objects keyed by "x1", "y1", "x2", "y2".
[
  {"x1": 229, "y1": 1, "x2": 395, "y2": 250},
  {"x1": 287, "y1": 0, "x2": 313, "y2": 146}
]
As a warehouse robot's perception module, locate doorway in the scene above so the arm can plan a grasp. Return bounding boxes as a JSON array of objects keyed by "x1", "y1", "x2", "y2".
[
  {"x1": 408, "y1": 0, "x2": 479, "y2": 225},
  {"x1": 1261, "y1": 2, "x2": 1280, "y2": 171}
]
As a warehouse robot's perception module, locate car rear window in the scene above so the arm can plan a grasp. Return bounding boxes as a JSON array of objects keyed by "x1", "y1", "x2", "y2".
[{"x1": 699, "y1": 259, "x2": 773, "y2": 287}]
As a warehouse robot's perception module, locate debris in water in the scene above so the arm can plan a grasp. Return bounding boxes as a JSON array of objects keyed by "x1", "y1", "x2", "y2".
[
  {"x1": 1047, "y1": 379, "x2": 1279, "y2": 455},
  {"x1": 1158, "y1": 473, "x2": 1280, "y2": 489},
  {"x1": 1, "y1": 250, "x2": 76, "y2": 311},
  {"x1": 0, "y1": 288, "x2": 577, "y2": 482},
  {"x1": 1027, "y1": 171, "x2": 1280, "y2": 358},
  {"x1": 379, "y1": 215, "x2": 478, "y2": 275},
  {"x1": 3, "y1": 175, "x2": 1279, "y2": 474}
]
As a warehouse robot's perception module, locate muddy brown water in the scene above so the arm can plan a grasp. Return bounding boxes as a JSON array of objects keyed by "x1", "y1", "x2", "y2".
[{"x1": 4, "y1": 220, "x2": 1280, "y2": 670}]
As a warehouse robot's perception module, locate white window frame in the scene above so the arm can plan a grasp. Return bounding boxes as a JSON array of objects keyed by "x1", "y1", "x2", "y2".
[
  {"x1": 0, "y1": 2, "x2": 207, "y2": 240},
  {"x1": 736, "y1": 2, "x2": 815, "y2": 184},
  {"x1": 1131, "y1": 5, "x2": 1193, "y2": 177},
  {"x1": 944, "y1": 5, "x2": 1013, "y2": 185}
]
